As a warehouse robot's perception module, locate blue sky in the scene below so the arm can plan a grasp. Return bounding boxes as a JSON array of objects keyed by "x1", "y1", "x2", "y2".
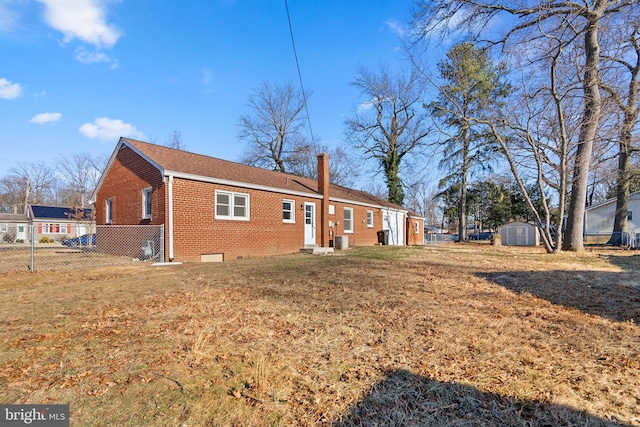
[{"x1": 0, "y1": 0, "x2": 420, "y2": 181}]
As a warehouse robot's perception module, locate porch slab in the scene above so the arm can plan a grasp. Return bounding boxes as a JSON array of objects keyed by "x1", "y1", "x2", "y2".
[{"x1": 300, "y1": 246, "x2": 335, "y2": 255}]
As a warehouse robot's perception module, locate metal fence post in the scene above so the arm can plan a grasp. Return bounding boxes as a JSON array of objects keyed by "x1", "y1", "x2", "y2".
[{"x1": 29, "y1": 225, "x2": 34, "y2": 272}]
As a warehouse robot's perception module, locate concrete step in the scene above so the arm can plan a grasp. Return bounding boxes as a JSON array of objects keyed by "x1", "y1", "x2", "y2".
[{"x1": 300, "y1": 245, "x2": 335, "y2": 255}]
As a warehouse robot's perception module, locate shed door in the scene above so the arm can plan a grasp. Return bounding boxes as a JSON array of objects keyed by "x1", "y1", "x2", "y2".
[
  {"x1": 304, "y1": 202, "x2": 316, "y2": 246},
  {"x1": 516, "y1": 227, "x2": 527, "y2": 245}
]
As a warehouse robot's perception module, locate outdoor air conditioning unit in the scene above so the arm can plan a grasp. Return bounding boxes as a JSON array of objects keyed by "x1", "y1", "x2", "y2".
[{"x1": 335, "y1": 235, "x2": 348, "y2": 250}]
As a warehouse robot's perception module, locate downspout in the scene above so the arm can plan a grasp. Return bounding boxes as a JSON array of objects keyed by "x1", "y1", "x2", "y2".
[{"x1": 168, "y1": 174, "x2": 174, "y2": 261}]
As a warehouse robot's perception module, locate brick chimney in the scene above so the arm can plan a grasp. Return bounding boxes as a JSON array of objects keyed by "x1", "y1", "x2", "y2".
[{"x1": 317, "y1": 153, "x2": 330, "y2": 247}]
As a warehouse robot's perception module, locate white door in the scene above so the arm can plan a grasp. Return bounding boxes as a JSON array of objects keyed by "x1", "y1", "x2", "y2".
[
  {"x1": 16, "y1": 225, "x2": 27, "y2": 241},
  {"x1": 383, "y1": 210, "x2": 405, "y2": 246},
  {"x1": 304, "y1": 202, "x2": 316, "y2": 245}
]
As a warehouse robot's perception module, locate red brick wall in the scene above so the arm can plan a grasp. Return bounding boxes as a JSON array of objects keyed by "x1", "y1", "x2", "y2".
[
  {"x1": 327, "y1": 202, "x2": 381, "y2": 247},
  {"x1": 96, "y1": 146, "x2": 400, "y2": 262},
  {"x1": 95, "y1": 147, "x2": 166, "y2": 226},
  {"x1": 170, "y1": 179, "x2": 316, "y2": 261}
]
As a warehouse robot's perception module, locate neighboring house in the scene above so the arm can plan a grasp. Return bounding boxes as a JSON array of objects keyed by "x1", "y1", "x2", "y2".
[
  {"x1": 91, "y1": 138, "x2": 424, "y2": 262},
  {"x1": 584, "y1": 191, "x2": 640, "y2": 235},
  {"x1": 28, "y1": 205, "x2": 95, "y2": 242},
  {"x1": 0, "y1": 212, "x2": 29, "y2": 243},
  {"x1": 499, "y1": 221, "x2": 540, "y2": 246}
]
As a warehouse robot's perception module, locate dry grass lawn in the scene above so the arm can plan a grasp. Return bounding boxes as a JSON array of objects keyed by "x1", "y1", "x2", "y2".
[{"x1": 0, "y1": 244, "x2": 639, "y2": 426}]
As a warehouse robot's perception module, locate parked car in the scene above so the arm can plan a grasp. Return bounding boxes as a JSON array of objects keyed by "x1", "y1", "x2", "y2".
[
  {"x1": 470, "y1": 231, "x2": 494, "y2": 240},
  {"x1": 61, "y1": 233, "x2": 96, "y2": 247}
]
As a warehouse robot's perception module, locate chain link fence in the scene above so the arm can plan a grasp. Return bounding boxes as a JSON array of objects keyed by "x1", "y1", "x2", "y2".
[
  {"x1": 0, "y1": 225, "x2": 164, "y2": 273},
  {"x1": 424, "y1": 233, "x2": 456, "y2": 245},
  {"x1": 584, "y1": 231, "x2": 640, "y2": 248}
]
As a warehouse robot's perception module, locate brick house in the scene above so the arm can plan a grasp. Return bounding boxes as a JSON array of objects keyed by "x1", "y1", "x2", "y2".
[{"x1": 91, "y1": 138, "x2": 423, "y2": 262}]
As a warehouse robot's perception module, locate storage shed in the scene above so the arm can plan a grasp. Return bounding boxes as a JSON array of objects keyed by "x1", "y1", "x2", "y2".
[{"x1": 499, "y1": 221, "x2": 540, "y2": 246}]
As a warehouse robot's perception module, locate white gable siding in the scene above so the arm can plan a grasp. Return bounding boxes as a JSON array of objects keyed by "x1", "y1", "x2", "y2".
[{"x1": 584, "y1": 192, "x2": 640, "y2": 234}]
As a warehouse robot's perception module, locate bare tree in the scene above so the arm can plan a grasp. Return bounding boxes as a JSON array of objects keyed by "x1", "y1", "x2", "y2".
[
  {"x1": 56, "y1": 153, "x2": 105, "y2": 208},
  {"x1": 600, "y1": 15, "x2": 640, "y2": 244},
  {"x1": 288, "y1": 143, "x2": 360, "y2": 187},
  {"x1": 164, "y1": 130, "x2": 186, "y2": 150},
  {"x1": 237, "y1": 82, "x2": 310, "y2": 173},
  {"x1": 412, "y1": 0, "x2": 637, "y2": 251},
  {"x1": 344, "y1": 65, "x2": 431, "y2": 205},
  {"x1": 0, "y1": 163, "x2": 57, "y2": 213}
]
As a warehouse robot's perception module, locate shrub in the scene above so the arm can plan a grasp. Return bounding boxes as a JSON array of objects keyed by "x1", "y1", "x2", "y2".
[
  {"x1": 39, "y1": 236, "x2": 54, "y2": 244},
  {"x1": 15, "y1": 239, "x2": 24, "y2": 243},
  {"x1": 3, "y1": 233, "x2": 16, "y2": 243}
]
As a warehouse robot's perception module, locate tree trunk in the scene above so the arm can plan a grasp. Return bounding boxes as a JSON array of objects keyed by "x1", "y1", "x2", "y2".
[
  {"x1": 607, "y1": 130, "x2": 632, "y2": 245},
  {"x1": 562, "y1": 18, "x2": 602, "y2": 252},
  {"x1": 458, "y1": 132, "x2": 470, "y2": 241}
]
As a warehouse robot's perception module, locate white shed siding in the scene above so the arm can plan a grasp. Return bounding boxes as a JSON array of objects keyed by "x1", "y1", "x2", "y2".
[
  {"x1": 382, "y1": 209, "x2": 406, "y2": 246},
  {"x1": 500, "y1": 221, "x2": 539, "y2": 246}
]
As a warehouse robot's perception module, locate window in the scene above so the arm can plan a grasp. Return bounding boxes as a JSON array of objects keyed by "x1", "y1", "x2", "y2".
[
  {"x1": 628, "y1": 211, "x2": 633, "y2": 221},
  {"x1": 367, "y1": 210, "x2": 374, "y2": 228},
  {"x1": 0, "y1": 224, "x2": 7, "y2": 233},
  {"x1": 415, "y1": 221, "x2": 420, "y2": 234},
  {"x1": 215, "y1": 190, "x2": 249, "y2": 220},
  {"x1": 344, "y1": 207, "x2": 353, "y2": 233},
  {"x1": 106, "y1": 199, "x2": 113, "y2": 223},
  {"x1": 42, "y1": 223, "x2": 68, "y2": 234},
  {"x1": 143, "y1": 187, "x2": 152, "y2": 219},
  {"x1": 328, "y1": 204, "x2": 335, "y2": 215},
  {"x1": 283, "y1": 199, "x2": 295, "y2": 223}
]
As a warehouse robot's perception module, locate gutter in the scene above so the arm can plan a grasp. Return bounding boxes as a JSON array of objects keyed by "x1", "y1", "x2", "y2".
[{"x1": 168, "y1": 174, "x2": 174, "y2": 261}]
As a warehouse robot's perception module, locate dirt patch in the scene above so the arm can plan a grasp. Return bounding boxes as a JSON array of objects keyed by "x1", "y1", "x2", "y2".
[{"x1": 0, "y1": 245, "x2": 638, "y2": 426}]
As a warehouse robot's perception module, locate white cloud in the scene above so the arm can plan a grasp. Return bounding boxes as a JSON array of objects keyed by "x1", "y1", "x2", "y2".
[
  {"x1": 30, "y1": 112, "x2": 62, "y2": 124},
  {"x1": 386, "y1": 19, "x2": 406, "y2": 37},
  {"x1": 79, "y1": 117, "x2": 145, "y2": 141},
  {"x1": 0, "y1": 1, "x2": 21, "y2": 32},
  {"x1": 75, "y1": 47, "x2": 119, "y2": 68},
  {"x1": 37, "y1": 0, "x2": 121, "y2": 49},
  {"x1": 0, "y1": 77, "x2": 23, "y2": 99},
  {"x1": 357, "y1": 100, "x2": 375, "y2": 114}
]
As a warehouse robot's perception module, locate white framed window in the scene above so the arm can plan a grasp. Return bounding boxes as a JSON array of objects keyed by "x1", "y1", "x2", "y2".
[
  {"x1": 344, "y1": 207, "x2": 353, "y2": 233},
  {"x1": 415, "y1": 222, "x2": 420, "y2": 234},
  {"x1": 0, "y1": 224, "x2": 7, "y2": 233},
  {"x1": 42, "y1": 223, "x2": 68, "y2": 234},
  {"x1": 215, "y1": 190, "x2": 249, "y2": 220},
  {"x1": 367, "y1": 210, "x2": 374, "y2": 228},
  {"x1": 106, "y1": 199, "x2": 113, "y2": 224},
  {"x1": 328, "y1": 204, "x2": 335, "y2": 215},
  {"x1": 283, "y1": 199, "x2": 295, "y2": 223},
  {"x1": 143, "y1": 187, "x2": 153, "y2": 219}
]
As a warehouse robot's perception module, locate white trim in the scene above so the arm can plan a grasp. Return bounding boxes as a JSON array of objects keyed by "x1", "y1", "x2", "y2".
[
  {"x1": 168, "y1": 175, "x2": 174, "y2": 261},
  {"x1": 344, "y1": 207, "x2": 354, "y2": 234},
  {"x1": 142, "y1": 187, "x2": 153, "y2": 219},
  {"x1": 90, "y1": 137, "x2": 165, "y2": 203},
  {"x1": 106, "y1": 198, "x2": 113, "y2": 224},
  {"x1": 282, "y1": 199, "x2": 295, "y2": 223},
  {"x1": 367, "y1": 210, "x2": 374, "y2": 228},
  {"x1": 330, "y1": 196, "x2": 408, "y2": 212},
  {"x1": 215, "y1": 190, "x2": 250, "y2": 221},
  {"x1": 167, "y1": 170, "x2": 322, "y2": 200}
]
